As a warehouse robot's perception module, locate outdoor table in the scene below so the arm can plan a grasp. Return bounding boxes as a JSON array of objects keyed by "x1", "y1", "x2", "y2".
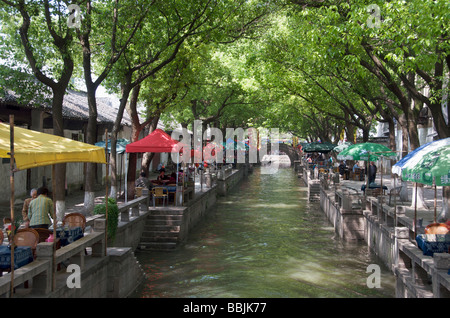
[
  {"x1": 361, "y1": 184, "x2": 388, "y2": 194},
  {"x1": 163, "y1": 185, "x2": 177, "y2": 203},
  {"x1": 164, "y1": 185, "x2": 177, "y2": 193},
  {"x1": 0, "y1": 246, "x2": 33, "y2": 270},
  {"x1": 53, "y1": 226, "x2": 84, "y2": 247},
  {"x1": 416, "y1": 234, "x2": 450, "y2": 256}
]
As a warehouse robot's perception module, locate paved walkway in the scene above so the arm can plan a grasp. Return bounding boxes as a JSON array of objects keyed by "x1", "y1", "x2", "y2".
[
  {"x1": 62, "y1": 170, "x2": 213, "y2": 213},
  {"x1": 338, "y1": 172, "x2": 446, "y2": 228},
  {"x1": 1, "y1": 170, "x2": 214, "y2": 221}
]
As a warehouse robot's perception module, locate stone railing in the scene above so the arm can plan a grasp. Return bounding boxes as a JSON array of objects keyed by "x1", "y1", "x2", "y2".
[
  {"x1": 396, "y1": 237, "x2": 450, "y2": 298},
  {"x1": 119, "y1": 195, "x2": 149, "y2": 222},
  {"x1": 217, "y1": 164, "x2": 233, "y2": 181},
  {"x1": 360, "y1": 193, "x2": 450, "y2": 298},
  {"x1": 0, "y1": 218, "x2": 106, "y2": 297},
  {"x1": 334, "y1": 188, "x2": 363, "y2": 212},
  {"x1": 113, "y1": 194, "x2": 149, "y2": 251}
]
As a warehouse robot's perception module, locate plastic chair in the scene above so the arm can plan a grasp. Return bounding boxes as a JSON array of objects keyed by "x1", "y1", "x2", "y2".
[
  {"x1": 352, "y1": 169, "x2": 361, "y2": 181},
  {"x1": 388, "y1": 186, "x2": 404, "y2": 206},
  {"x1": 34, "y1": 228, "x2": 52, "y2": 243},
  {"x1": 14, "y1": 228, "x2": 39, "y2": 259},
  {"x1": 34, "y1": 228, "x2": 61, "y2": 252},
  {"x1": 62, "y1": 213, "x2": 87, "y2": 255},
  {"x1": 135, "y1": 187, "x2": 144, "y2": 198},
  {"x1": 151, "y1": 187, "x2": 168, "y2": 207},
  {"x1": 62, "y1": 213, "x2": 86, "y2": 231}
]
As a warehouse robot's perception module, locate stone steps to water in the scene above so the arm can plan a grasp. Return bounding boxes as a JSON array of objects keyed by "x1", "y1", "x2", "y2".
[
  {"x1": 139, "y1": 241, "x2": 178, "y2": 250},
  {"x1": 141, "y1": 233, "x2": 178, "y2": 242},
  {"x1": 146, "y1": 218, "x2": 182, "y2": 226},
  {"x1": 144, "y1": 224, "x2": 180, "y2": 232},
  {"x1": 308, "y1": 181, "x2": 321, "y2": 201},
  {"x1": 139, "y1": 210, "x2": 184, "y2": 251}
]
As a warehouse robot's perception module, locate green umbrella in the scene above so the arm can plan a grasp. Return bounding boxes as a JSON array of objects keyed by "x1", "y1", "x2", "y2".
[
  {"x1": 400, "y1": 145, "x2": 450, "y2": 186},
  {"x1": 393, "y1": 138, "x2": 450, "y2": 225},
  {"x1": 333, "y1": 141, "x2": 353, "y2": 153},
  {"x1": 303, "y1": 141, "x2": 336, "y2": 153},
  {"x1": 336, "y1": 142, "x2": 396, "y2": 161},
  {"x1": 337, "y1": 142, "x2": 397, "y2": 199}
]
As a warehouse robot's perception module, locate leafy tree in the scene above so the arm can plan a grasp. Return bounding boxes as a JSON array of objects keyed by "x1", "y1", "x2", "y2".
[
  {"x1": 102, "y1": 0, "x2": 277, "y2": 198},
  {"x1": 1, "y1": 0, "x2": 77, "y2": 219},
  {"x1": 73, "y1": 0, "x2": 149, "y2": 213}
]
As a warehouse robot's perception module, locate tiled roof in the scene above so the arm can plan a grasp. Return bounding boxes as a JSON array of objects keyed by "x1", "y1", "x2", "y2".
[
  {"x1": 61, "y1": 89, "x2": 131, "y2": 125},
  {"x1": 1, "y1": 88, "x2": 131, "y2": 125}
]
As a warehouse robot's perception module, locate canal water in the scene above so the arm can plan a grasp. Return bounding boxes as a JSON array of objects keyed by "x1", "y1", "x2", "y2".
[{"x1": 131, "y1": 167, "x2": 396, "y2": 298}]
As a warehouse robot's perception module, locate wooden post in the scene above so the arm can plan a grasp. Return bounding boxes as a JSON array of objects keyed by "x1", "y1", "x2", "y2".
[
  {"x1": 433, "y1": 177, "x2": 437, "y2": 223},
  {"x1": 394, "y1": 174, "x2": 397, "y2": 226},
  {"x1": 182, "y1": 162, "x2": 185, "y2": 205},
  {"x1": 414, "y1": 182, "x2": 418, "y2": 238},
  {"x1": 9, "y1": 115, "x2": 15, "y2": 297},
  {"x1": 52, "y1": 164, "x2": 56, "y2": 291},
  {"x1": 364, "y1": 153, "x2": 370, "y2": 198},
  {"x1": 105, "y1": 130, "x2": 109, "y2": 255}
]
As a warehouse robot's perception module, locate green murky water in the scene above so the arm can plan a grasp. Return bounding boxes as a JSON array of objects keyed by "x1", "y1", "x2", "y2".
[{"x1": 131, "y1": 167, "x2": 395, "y2": 298}]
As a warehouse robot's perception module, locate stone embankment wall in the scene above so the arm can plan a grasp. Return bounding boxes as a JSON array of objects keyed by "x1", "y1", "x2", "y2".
[
  {"x1": 138, "y1": 164, "x2": 251, "y2": 251},
  {"x1": 0, "y1": 218, "x2": 145, "y2": 298},
  {"x1": 314, "y1": 172, "x2": 450, "y2": 298}
]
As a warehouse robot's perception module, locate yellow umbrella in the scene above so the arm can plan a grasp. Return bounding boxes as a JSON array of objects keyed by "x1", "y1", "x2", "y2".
[{"x1": 0, "y1": 123, "x2": 106, "y2": 169}]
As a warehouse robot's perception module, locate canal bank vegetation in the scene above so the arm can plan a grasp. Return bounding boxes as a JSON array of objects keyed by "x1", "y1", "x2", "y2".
[{"x1": 0, "y1": 0, "x2": 448, "y2": 210}]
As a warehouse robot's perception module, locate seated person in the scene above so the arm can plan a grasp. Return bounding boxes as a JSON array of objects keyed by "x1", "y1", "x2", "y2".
[
  {"x1": 157, "y1": 169, "x2": 170, "y2": 183},
  {"x1": 339, "y1": 161, "x2": 350, "y2": 180},
  {"x1": 135, "y1": 172, "x2": 150, "y2": 189},
  {"x1": 167, "y1": 172, "x2": 177, "y2": 184}
]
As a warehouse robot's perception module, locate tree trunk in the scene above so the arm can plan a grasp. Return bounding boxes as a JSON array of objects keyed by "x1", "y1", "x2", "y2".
[
  {"x1": 438, "y1": 186, "x2": 450, "y2": 222},
  {"x1": 140, "y1": 116, "x2": 160, "y2": 176},
  {"x1": 388, "y1": 118, "x2": 397, "y2": 175},
  {"x1": 83, "y1": 84, "x2": 98, "y2": 215},
  {"x1": 141, "y1": 152, "x2": 155, "y2": 177},
  {"x1": 397, "y1": 114, "x2": 410, "y2": 202},
  {"x1": 361, "y1": 128, "x2": 369, "y2": 142},
  {"x1": 126, "y1": 85, "x2": 142, "y2": 201},
  {"x1": 345, "y1": 125, "x2": 356, "y2": 143},
  {"x1": 110, "y1": 80, "x2": 132, "y2": 199},
  {"x1": 52, "y1": 89, "x2": 67, "y2": 222},
  {"x1": 411, "y1": 183, "x2": 428, "y2": 210},
  {"x1": 398, "y1": 114, "x2": 409, "y2": 158}
]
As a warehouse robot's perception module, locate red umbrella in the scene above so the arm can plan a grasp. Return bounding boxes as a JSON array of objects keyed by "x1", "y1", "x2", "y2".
[{"x1": 126, "y1": 129, "x2": 180, "y2": 153}]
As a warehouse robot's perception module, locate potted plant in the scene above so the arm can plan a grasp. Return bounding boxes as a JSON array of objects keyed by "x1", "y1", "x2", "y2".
[{"x1": 93, "y1": 197, "x2": 119, "y2": 242}]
